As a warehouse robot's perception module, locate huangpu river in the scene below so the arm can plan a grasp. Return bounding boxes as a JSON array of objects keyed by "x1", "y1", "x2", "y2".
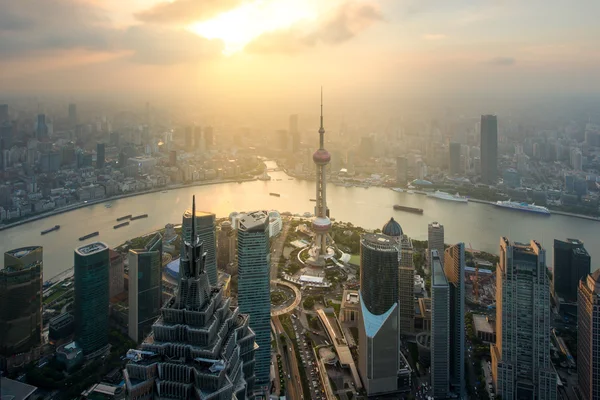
[{"x1": 1, "y1": 161, "x2": 598, "y2": 279}]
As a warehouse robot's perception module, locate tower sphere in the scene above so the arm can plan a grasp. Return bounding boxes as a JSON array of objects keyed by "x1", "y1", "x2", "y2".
[
  {"x1": 312, "y1": 216, "x2": 332, "y2": 233},
  {"x1": 313, "y1": 149, "x2": 331, "y2": 165}
]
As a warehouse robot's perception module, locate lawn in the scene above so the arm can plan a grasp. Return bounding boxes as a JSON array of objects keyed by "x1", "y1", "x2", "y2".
[{"x1": 349, "y1": 254, "x2": 360, "y2": 266}]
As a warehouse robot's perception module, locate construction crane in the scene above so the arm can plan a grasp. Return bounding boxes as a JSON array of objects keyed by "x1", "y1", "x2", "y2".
[{"x1": 470, "y1": 242, "x2": 479, "y2": 298}]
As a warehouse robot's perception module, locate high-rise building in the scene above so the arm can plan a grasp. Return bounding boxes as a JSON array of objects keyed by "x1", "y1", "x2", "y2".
[
  {"x1": 108, "y1": 249, "x2": 124, "y2": 298},
  {"x1": 68, "y1": 103, "x2": 77, "y2": 126},
  {"x1": 169, "y1": 150, "x2": 177, "y2": 166},
  {"x1": 124, "y1": 197, "x2": 256, "y2": 399},
  {"x1": 277, "y1": 129, "x2": 289, "y2": 151},
  {"x1": 217, "y1": 221, "x2": 236, "y2": 271},
  {"x1": 396, "y1": 156, "x2": 408, "y2": 185},
  {"x1": 181, "y1": 208, "x2": 217, "y2": 286},
  {"x1": 430, "y1": 249, "x2": 450, "y2": 399},
  {"x1": 358, "y1": 233, "x2": 403, "y2": 396},
  {"x1": 96, "y1": 143, "x2": 105, "y2": 169},
  {"x1": 0, "y1": 104, "x2": 7, "y2": 121},
  {"x1": 444, "y1": 243, "x2": 465, "y2": 398},
  {"x1": 552, "y1": 239, "x2": 590, "y2": 309},
  {"x1": 194, "y1": 125, "x2": 204, "y2": 151},
  {"x1": 577, "y1": 270, "x2": 600, "y2": 400},
  {"x1": 491, "y1": 238, "x2": 557, "y2": 399},
  {"x1": 382, "y1": 217, "x2": 414, "y2": 334},
  {"x1": 428, "y1": 221, "x2": 444, "y2": 269},
  {"x1": 184, "y1": 126, "x2": 193, "y2": 148},
  {"x1": 204, "y1": 126, "x2": 214, "y2": 150},
  {"x1": 128, "y1": 233, "x2": 162, "y2": 343},
  {"x1": 289, "y1": 114, "x2": 300, "y2": 152},
  {"x1": 36, "y1": 114, "x2": 48, "y2": 140},
  {"x1": 237, "y1": 211, "x2": 271, "y2": 387},
  {"x1": 74, "y1": 242, "x2": 110, "y2": 357},
  {"x1": 0, "y1": 247, "x2": 43, "y2": 358},
  {"x1": 480, "y1": 115, "x2": 498, "y2": 184},
  {"x1": 0, "y1": 121, "x2": 12, "y2": 149},
  {"x1": 449, "y1": 142, "x2": 461, "y2": 175}
]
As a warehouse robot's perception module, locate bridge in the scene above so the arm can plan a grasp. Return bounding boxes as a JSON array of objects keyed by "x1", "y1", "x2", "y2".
[{"x1": 271, "y1": 279, "x2": 301, "y2": 317}]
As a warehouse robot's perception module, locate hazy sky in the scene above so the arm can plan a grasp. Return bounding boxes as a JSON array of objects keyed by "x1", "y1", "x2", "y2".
[{"x1": 1, "y1": 0, "x2": 599, "y2": 102}]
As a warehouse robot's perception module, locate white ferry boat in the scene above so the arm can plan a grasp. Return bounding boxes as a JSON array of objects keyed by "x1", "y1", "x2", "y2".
[
  {"x1": 392, "y1": 188, "x2": 404, "y2": 193},
  {"x1": 427, "y1": 191, "x2": 468, "y2": 203},
  {"x1": 495, "y1": 200, "x2": 551, "y2": 215}
]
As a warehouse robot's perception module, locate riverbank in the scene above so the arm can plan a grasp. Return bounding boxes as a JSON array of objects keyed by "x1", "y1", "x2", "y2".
[
  {"x1": 468, "y1": 198, "x2": 600, "y2": 222},
  {"x1": 0, "y1": 177, "x2": 257, "y2": 232}
]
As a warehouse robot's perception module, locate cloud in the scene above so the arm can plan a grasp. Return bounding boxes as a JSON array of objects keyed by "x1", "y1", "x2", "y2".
[
  {"x1": 246, "y1": 2, "x2": 382, "y2": 53},
  {"x1": 422, "y1": 34, "x2": 446, "y2": 40},
  {"x1": 135, "y1": 0, "x2": 244, "y2": 25},
  {"x1": 487, "y1": 56, "x2": 516, "y2": 66}
]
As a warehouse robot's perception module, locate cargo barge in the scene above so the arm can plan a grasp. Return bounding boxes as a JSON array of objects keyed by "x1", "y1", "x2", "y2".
[
  {"x1": 41, "y1": 225, "x2": 60, "y2": 235},
  {"x1": 131, "y1": 214, "x2": 148, "y2": 221},
  {"x1": 393, "y1": 205, "x2": 424, "y2": 214},
  {"x1": 117, "y1": 215, "x2": 132, "y2": 221},
  {"x1": 113, "y1": 222, "x2": 130, "y2": 229},
  {"x1": 79, "y1": 231, "x2": 99, "y2": 241}
]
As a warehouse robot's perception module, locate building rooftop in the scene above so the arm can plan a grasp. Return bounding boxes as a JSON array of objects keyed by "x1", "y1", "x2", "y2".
[
  {"x1": 362, "y1": 233, "x2": 398, "y2": 251},
  {"x1": 183, "y1": 209, "x2": 214, "y2": 219},
  {"x1": 473, "y1": 314, "x2": 495, "y2": 334},
  {"x1": 237, "y1": 211, "x2": 269, "y2": 231},
  {"x1": 431, "y1": 250, "x2": 448, "y2": 287},
  {"x1": 341, "y1": 290, "x2": 360, "y2": 309},
  {"x1": 382, "y1": 217, "x2": 403, "y2": 237},
  {"x1": 0, "y1": 377, "x2": 38, "y2": 400},
  {"x1": 4, "y1": 246, "x2": 41, "y2": 259},
  {"x1": 75, "y1": 242, "x2": 107, "y2": 256}
]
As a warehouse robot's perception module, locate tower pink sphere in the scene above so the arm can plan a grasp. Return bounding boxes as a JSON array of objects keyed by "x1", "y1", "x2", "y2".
[
  {"x1": 313, "y1": 149, "x2": 331, "y2": 165},
  {"x1": 312, "y1": 217, "x2": 332, "y2": 233}
]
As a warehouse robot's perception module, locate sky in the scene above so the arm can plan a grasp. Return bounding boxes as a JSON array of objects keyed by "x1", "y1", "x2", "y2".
[{"x1": 1, "y1": 0, "x2": 599, "y2": 103}]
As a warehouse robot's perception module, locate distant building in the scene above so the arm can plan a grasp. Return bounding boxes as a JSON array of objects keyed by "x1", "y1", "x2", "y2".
[
  {"x1": 552, "y1": 238, "x2": 590, "y2": 313},
  {"x1": 217, "y1": 221, "x2": 236, "y2": 271},
  {"x1": 0, "y1": 104, "x2": 7, "y2": 121},
  {"x1": 49, "y1": 313, "x2": 75, "y2": 343},
  {"x1": 449, "y1": 142, "x2": 461, "y2": 174},
  {"x1": 577, "y1": 270, "x2": 600, "y2": 400},
  {"x1": 128, "y1": 233, "x2": 162, "y2": 343},
  {"x1": 268, "y1": 210, "x2": 283, "y2": 237},
  {"x1": 481, "y1": 115, "x2": 498, "y2": 184},
  {"x1": 396, "y1": 156, "x2": 408, "y2": 185},
  {"x1": 169, "y1": 150, "x2": 176, "y2": 166},
  {"x1": 56, "y1": 341, "x2": 84, "y2": 371},
  {"x1": 503, "y1": 168, "x2": 521, "y2": 188},
  {"x1": 181, "y1": 208, "x2": 217, "y2": 286},
  {"x1": 340, "y1": 289, "x2": 360, "y2": 324},
  {"x1": 74, "y1": 242, "x2": 110, "y2": 357},
  {"x1": 81, "y1": 382, "x2": 125, "y2": 400},
  {"x1": 290, "y1": 114, "x2": 300, "y2": 152},
  {"x1": 237, "y1": 211, "x2": 271, "y2": 387},
  {"x1": 430, "y1": 249, "x2": 450, "y2": 399},
  {"x1": 428, "y1": 221, "x2": 444, "y2": 270},
  {"x1": 0, "y1": 377, "x2": 38, "y2": 400},
  {"x1": 109, "y1": 249, "x2": 124, "y2": 298},
  {"x1": 68, "y1": 103, "x2": 77, "y2": 126},
  {"x1": 0, "y1": 247, "x2": 43, "y2": 361},
  {"x1": 491, "y1": 238, "x2": 557, "y2": 399},
  {"x1": 472, "y1": 314, "x2": 496, "y2": 343},
  {"x1": 36, "y1": 114, "x2": 48, "y2": 140}
]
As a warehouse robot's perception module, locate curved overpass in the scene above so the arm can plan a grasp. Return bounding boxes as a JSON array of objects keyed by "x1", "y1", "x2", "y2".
[{"x1": 271, "y1": 279, "x2": 301, "y2": 317}]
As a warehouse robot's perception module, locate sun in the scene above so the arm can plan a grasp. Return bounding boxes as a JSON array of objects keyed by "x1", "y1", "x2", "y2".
[{"x1": 188, "y1": 0, "x2": 318, "y2": 55}]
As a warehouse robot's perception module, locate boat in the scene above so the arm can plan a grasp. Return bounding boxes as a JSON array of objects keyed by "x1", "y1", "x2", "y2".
[
  {"x1": 41, "y1": 225, "x2": 60, "y2": 235},
  {"x1": 427, "y1": 190, "x2": 468, "y2": 203},
  {"x1": 309, "y1": 199, "x2": 316, "y2": 202},
  {"x1": 495, "y1": 200, "x2": 551, "y2": 215},
  {"x1": 113, "y1": 222, "x2": 130, "y2": 229},
  {"x1": 392, "y1": 188, "x2": 404, "y2": 193},
  {"x1": 116, "y1": 215, "x2": 132, "y2": 221},
  {"x1": 407, "y1": 190, "x2": 415, "y2": 194},
  {"x1": 393, "y1": 205, "x2": 424, "y2": 214},
  {"x1": 131, "y1": 214, "x2": 149, "y2": 220},
  {"x1": 161, "y1": 190, "x2": 168, "y2": 193},
  {"x1": 105, "y1": 203, "x2": 112, "y2": 208},
  {"x1": 79, "y1": 231, "x2": 99, "y2": 241},
  {"x1": 269, "y1": 193, "x2": 281, "y2": 197}
]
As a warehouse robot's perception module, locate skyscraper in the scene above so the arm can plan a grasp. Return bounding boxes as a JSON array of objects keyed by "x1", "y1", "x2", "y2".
[
  {"x1": 0, "y1": 104, "x2": 7, "y2": 121},
  {"x1": 237, "y1": 211, "x2": 271, "y2": 387},
  {"x1": 396, "y1": 156, "x2": 408, "y2": 185},
  {"x1": 184, "y1": 126, "x2": 193, "y2": 148},
  {"x1": 36, "y1": 114, "x2": 48, "y2": 140},
  {"x1": 204, "y1": 126, "x2": 214, "y2": 150},
  {"x1": 181, "y1": 208, "x2": 217, "y2": 286},
  {"x1": 0, "y1": 247, "x2": 43, "y2": 359},
  {"x1": 124, "y1": 197, "x2": 256, "y2": 399},
  {"x1": 480, "y1": 115, "x2": 498, "y2": 184},
  {"x1": 68, "y1": 103, "x2": 77, "y2": 126},
  {"x1": 217, "y1": 220, "x2": 236, "y2": 270},
  {"x1": 444, "y1": 243, "x2": 465, "y2": 398},
  {"x1": 194, "y1": 125, "x2": 204, "y2": 151},
  {"x1": 108, "y1": 249, "x2": 124, "y2": 298},
  {"x1": 491, "y1": 238, "x2": 557, "y2": 399},
  {"x1": 307, "y1": 90, "x2": 333, "y2": 267},
  {"x1": 552, "y1": 238, "x2": 590, "y2": 309},
  {"x1": 74, "y1": 242, "x2": 110, "y2": 357},
  {"x1": 449, "y1": 142, "x2": 461, "y2": 175},
  {"x1": 430, "y1": 249, "x2": 450, "y2": 399},
  {"x1": 289, "y1": 114, "x2": 300, "y2": 152},
  {"x1": 358, "y1": 233, "x2": 402, "y2": 396},
  {"x1": 577, "y1": 270, "x2": 600, "y2": 400},
  {"x1": 128, "y1": 233, "x2": 162, "y2": 343},
  {"x1": 96, "y1": 142, "x2": 105, "y2": 169},
  {"x1": 428, "y1": 221, "x2": 444, "y2": 269}
]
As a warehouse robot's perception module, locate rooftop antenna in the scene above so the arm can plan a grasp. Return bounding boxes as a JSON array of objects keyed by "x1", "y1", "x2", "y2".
[
  {"x1": 189, "y1": 195, "x2": 197, "y2": 276},
  {"x1": 319, "y1": 87, "x2": 325, "y2": 147}
]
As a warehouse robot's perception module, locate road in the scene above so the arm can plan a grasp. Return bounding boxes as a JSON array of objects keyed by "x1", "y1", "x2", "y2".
[
  {"x1": 272, "y1": 280, "x2": 302, "y2": 316},
  {"x1": 271, "y1": 218, "x2": 292, "y2": 283},
  {"x1": 273, "y1": 316, "x2": 303, "y2": 400}
]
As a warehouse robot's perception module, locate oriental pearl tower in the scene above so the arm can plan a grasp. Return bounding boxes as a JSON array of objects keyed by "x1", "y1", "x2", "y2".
[{"x1": 307, "y1": 89, "x2": 334, "y2": 267}]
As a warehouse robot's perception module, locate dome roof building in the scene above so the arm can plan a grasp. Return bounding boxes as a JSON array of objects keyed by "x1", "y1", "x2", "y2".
[{"x1": 382, "y1": 217, "x2": 403, "y2": 237}]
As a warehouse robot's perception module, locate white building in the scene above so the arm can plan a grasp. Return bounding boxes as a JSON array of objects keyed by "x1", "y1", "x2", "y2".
[{"x1": 268, "y1": 210, "x2": 282, "y2": 238}]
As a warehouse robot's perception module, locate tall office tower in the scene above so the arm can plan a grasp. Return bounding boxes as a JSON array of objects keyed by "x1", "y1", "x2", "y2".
[
  {"x1": 237, "y1": 211, "x2": 271, "y2": 387},
  {"x1": 204, "y1": 126, "x2": 214, "y2": 149},
  {"x1": 36, "y1": 114, "x2": 48, "y2": 139},
  {"x1": 552, "y1": 238, "x2": 590, "y2": 311},
  {"x1": 480, "y1": 114, "x2": 498, "y2": 184},
  {"x1": 289, "y1": 114, "x2": 300, "y2": 152},
  {"x1": 430, "y1": 249, "x2": 450, "y2": 398},
  {"x1": 0, "y1": 104, "x2": 7, "y2": 121},
  {"x1": 184, "y1": 125, "x2": 193, "y2": 147},
  {"x1": 128, "y1": 233, "x2": 162, "y2": 343},
  {"x1": 96, "y1": 142, "x2": 105, "y2": 169},
  {"x1": 181, "y1": 208, "x2": 217, "y2": 286},
  {"x1": 449, "y1": 142, "x2": 461, "y2": 174},
  {"x1": 108, "y1": 249, "x2": 124, "y2": 298},
  {"x1": 277, "y1": 129, "x2": 289, "y2": 151},
  {"x1": 577, "y1": 271, "x2": 600, "y2": 400},
  {"x1": 74, "y1": 242, "x2": 110, "y2": 357},
  {"x1": 0, "y1": 247, "x2": 43, "y2": 359},
  {"x1": 194, "y1": 125, "x2": 204, "y2": 151},
  {"x1": 68, "y1": 103, "x2": 77, "y2": 126},
  {"x1": 307, "y1": 90, "x2": 333, "y2": 267},
  {"x1": 382, "y1": 217, "x2": 414, "y2": 334},
  {"x1": 358, "y1": 233, "x2": 402, "y2": 396},
  {"x1": 396, "y1": 156, "x2": 408, "y2": 185},
  {"x1": 444, "y1": 243, "x2": 466, "y2": 398},
  {"x1": 217, "y1": 220, "x2": 236, "y2": 270},
  {"x1": 1, "y1": 121, "x2": 12, "y2": 150},
  {"x1": 491, "y1": 238, "x2": 557, "y2": 399},
  {"x1": 428, "y1": 221, "x2": 444, "y2": 269},
  {"x1": 124, "y1": 197, "x2": 256, "y2": 399}
]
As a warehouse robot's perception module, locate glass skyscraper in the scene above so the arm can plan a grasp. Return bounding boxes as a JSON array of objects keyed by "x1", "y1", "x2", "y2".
[
  {"x1": 236, "y1": 211, "x2": 271, "y2": 387},
  {"x1": 431, "y1": 249, "x2": 450, "y2": 399},
  {"x1": 444, "y1": 243, "x2": 465, "y2": 398},
  {"x1": 74, "y1": 242, "x2": 110, "y2": 357},
  {"x1": 552, "y1": 238, "x2": 590, "y2": 308},
  {"x1": 578, "y1": 270, "x2": 600, "y2": 400},
  {"x1": 128, "y1": 233, "x2": 163, "y2": 343},
  {"x1": 481, "y1": 114, "x2": 498, "y2": 184},
  {"x1": 182, "y1": 208, "x2": 217, "y2": 286}
]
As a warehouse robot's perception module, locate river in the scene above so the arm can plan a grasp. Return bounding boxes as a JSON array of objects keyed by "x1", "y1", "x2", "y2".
[{"x1": 1, "y1": 161, "x2": 598, "y2": 279}]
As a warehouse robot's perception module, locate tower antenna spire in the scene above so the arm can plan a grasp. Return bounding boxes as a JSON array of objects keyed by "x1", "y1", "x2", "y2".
[{"x1": 319, "y1": 87, "x2": 325, "y2": 147}]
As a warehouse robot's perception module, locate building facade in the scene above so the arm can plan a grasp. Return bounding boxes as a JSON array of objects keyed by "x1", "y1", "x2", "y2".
[
  {"x1": 237, "y1": 211, "x2": 271, "y2": 387},
  {"x1": 217, "y1": 220, "x2": 236, "y2": 271},
  {"x1": 444, "y1": 243, "x2": 466, "y2": 398},
  {"x1": 74, "y1": 242, "x2": 110, "y2": 357},
  {"x1": 128, "y1": 233, "x2": 163, "y2": 343},
  {"x1": 182, "y1": 208, "x2": 217, "y2": 286},
  {"x1": 578, "y1": 270, "x2": 600, "y2": 400},
  {"x1": 430, "y1": 249, "x2": 450, "y2": 399},
  {"x1": 396, "y1": 156, "x2": 408, "y2": 185},
  {"x1": 491, "y1": 238, "x2": 557, "y2": 400},
  {"x1": 108, "y1": 249, "x2": 124, "y2": 298},
  {"x1": 480, "y1": 114, "x2": 498, "y2": 184},
  {"x1": 553, "y1": 238, "x2": 590, "y2": 308},
  {"x1": 449, "y1": 142, "x2": 461, "y2": 175},
  {"x1": 358, "y1": 233, "x2": 402, "y2": 396},
  {"x1": 428, "y1": 221, "x2": 444, "y2": 269}
]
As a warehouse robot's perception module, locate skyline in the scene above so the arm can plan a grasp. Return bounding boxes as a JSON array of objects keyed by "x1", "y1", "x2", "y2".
[{"x1": 1, "y1": 0, "x2": 600, "y2": 98}]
